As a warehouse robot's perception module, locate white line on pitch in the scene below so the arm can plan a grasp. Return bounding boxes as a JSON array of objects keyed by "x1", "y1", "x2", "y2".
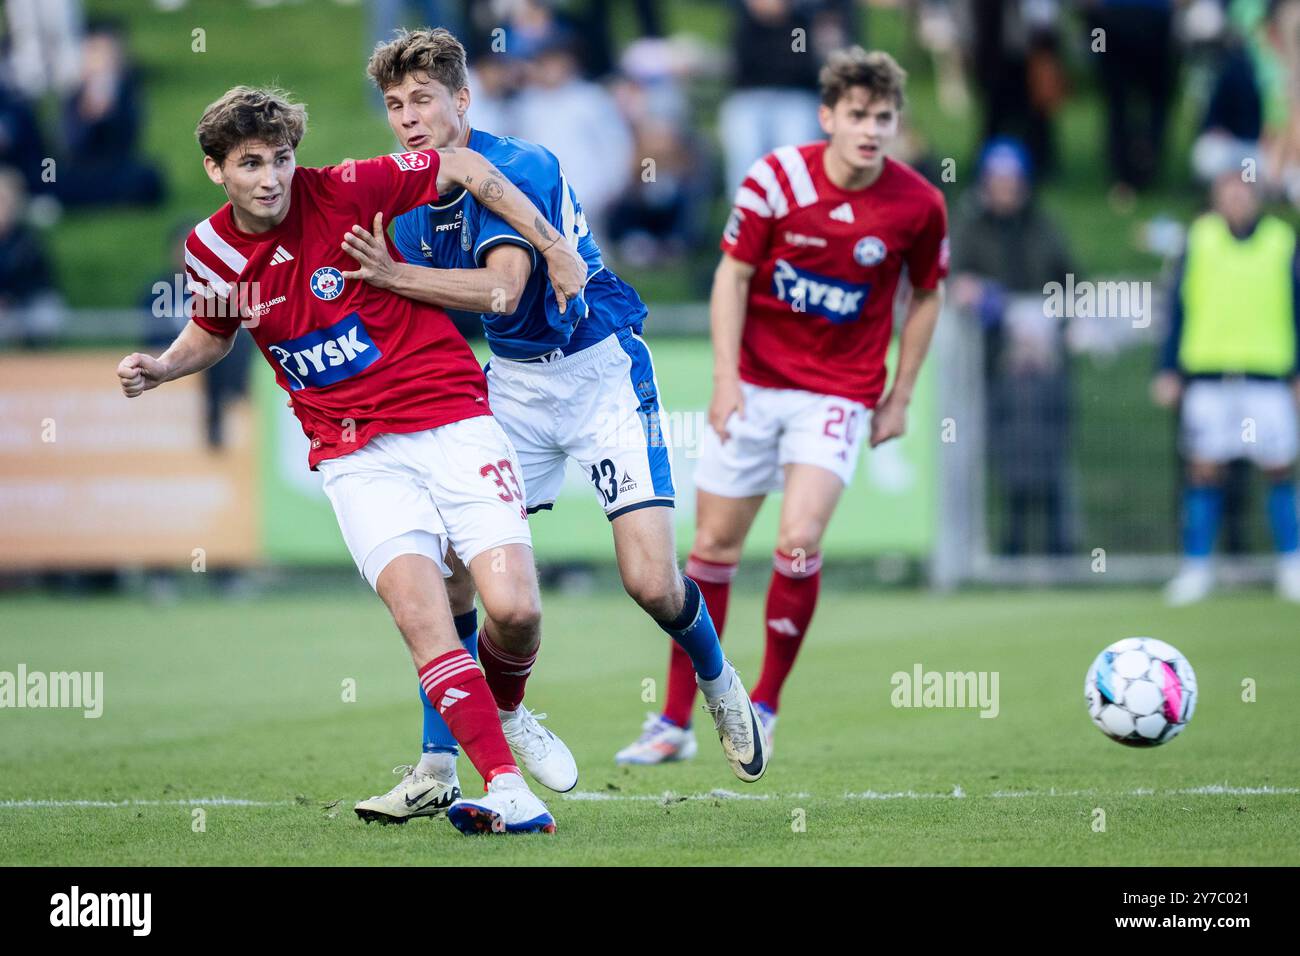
[
  {"x1": 565, "y1": 783, "x2": 1300, "y2": 803},
  {"x1": 0, "y1": 797, "x2": 294, "y2": 808},
  {"x1": 1, "y1": 783, "x2": 1294, "y2": 810}
]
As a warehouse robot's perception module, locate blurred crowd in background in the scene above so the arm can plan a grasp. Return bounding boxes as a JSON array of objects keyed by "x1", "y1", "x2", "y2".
[
  {"x1": 6, "y1": 1, "x2": 1300, "y2": 307},
  {"x1": 1, "y1": 0, "x2": 1298, "y2": 572}
]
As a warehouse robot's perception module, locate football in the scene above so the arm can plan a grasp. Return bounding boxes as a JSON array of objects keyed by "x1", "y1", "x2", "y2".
[{"x1": 1084, "y1": 637, "x2": 1198, "y2": 746}]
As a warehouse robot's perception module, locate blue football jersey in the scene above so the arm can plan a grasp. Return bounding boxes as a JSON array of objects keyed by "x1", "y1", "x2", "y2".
[{"x1": 392, "y1": 127, "x2": 648, "y2": 359}]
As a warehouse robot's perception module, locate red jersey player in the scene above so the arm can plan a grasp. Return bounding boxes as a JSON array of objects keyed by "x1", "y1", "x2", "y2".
[
  {"x1": 617, "y1": 48, "x2": 948, "y2": 764},
  {"x1": 115, "y1": 86, "x2": 587, "y2": 834}
]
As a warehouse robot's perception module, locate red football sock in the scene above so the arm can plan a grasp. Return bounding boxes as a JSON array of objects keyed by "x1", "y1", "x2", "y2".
[
  {"x1": 477, "y1": 624, "x2": 537, "y2": 712},
  {"x1": 751, "y1": 550, "x2": 822, "y2": 712},
  {"x1": 418, "y1": 649, "x2": 519, "y2": 787},
  {"x1": 663, "y1": 555, "x2": 737, "y2": 728}
]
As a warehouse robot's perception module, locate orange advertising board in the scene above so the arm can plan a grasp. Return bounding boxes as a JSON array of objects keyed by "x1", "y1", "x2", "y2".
[{"x1": 0, "y1": 351, "x2": 257, "y2": 568}]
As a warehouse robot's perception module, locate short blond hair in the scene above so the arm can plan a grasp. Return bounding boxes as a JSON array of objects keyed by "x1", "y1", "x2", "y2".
[
  {"x1": 367, "y1": 27, "x2": 467, "y2": 94},
  {"x1": 195, "y1": 86, "x2": 307, "y2": 166},
  {"x1": 819, "y1": 47, "x2": 906, "y2": 110}
]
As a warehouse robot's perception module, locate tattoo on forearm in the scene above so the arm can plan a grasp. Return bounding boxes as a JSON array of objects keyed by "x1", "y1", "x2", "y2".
[
  {"x1": 533, "y1": 216, "x2": 556, "y2": 243},
  {"x1": 476, "y1": 177, "x2": 505, "y2": 203}
]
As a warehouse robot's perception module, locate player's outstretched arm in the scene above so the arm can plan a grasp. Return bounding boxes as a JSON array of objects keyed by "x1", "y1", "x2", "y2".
[
  {"x1": 117, "y1": 321, "x2": 236, "y2": 398},
  {"x1": 434, "y1": 147, "x2": 585, "y2": 312},
  {"x1": 707, "y1": 253, "x2": 754, "y2": 442},
  {"x1": 870, "y1": 284, "x2": 944, "y2": 447}
]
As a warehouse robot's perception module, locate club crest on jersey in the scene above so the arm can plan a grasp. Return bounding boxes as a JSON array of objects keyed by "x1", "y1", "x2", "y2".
[
  {"x1": 771, "y1": 259, "x2": 870, "y2": 323},
  {"x1": 389, "y1": 151, "x2": 431, "y2": 172},
  {"x1": 854, "y1": 236, "x2": 887, "y2": 267},
  {"x1": 460, "y1": 217, "x2": 472, "y2": 252},
  {"x1": 268, "y1": 313, "x2": 381, "y2": 391},
  {"x1": 310, "y1": 266, "x2": 345, "y2": 301}
]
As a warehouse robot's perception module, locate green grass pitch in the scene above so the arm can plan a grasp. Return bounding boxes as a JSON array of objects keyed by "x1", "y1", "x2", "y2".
[{"x1": 1, "y1": 587, "x2": 1296, "y2": 865}]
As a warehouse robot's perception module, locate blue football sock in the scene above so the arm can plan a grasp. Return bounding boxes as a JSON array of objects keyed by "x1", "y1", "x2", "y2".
[
  {"x1": 1267, "y1": 482, "x2": 1299, "y2": 554},
  {"x1": 659, "y1": 575, "x2": 725, "y2": 683},
  {"x1": 455, "y1": 609, "x2": 480, "y2": 660},
  {"x1": 420, "y1": 608, "x2": 480, "y2": 755},
  {"x1": 1183, "y1": 485, "x2": 1224, "y2": 559}
]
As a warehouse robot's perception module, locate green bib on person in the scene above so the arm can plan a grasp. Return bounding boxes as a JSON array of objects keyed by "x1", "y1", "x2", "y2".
[{"x1": 1179, "y1": 213, "x2": 1297, "y2": 377}]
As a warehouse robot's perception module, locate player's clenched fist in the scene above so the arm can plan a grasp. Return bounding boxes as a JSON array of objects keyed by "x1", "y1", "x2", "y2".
[
  {"x1": 708, "y1": 376, "x2": 745, "y2": 442},
  {"x1": 117, "y1": 352, "x2": 168, "y2": 398},
  {"x1": 869, "y1": 393, "x2": 907, "y2": 447},
  {"x1": 542, "y1": 239, "x2": 586, "y2": 315}
]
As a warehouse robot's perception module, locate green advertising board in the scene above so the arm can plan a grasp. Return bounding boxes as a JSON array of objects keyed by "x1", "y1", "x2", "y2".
[{"x1": 257, "y1": 337, "x2": 936, "y2": 564}]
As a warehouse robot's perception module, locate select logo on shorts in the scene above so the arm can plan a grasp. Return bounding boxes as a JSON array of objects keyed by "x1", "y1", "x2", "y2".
[
  {"x1": 853, "y1": 236, "x2": 887, "y2": 267},
  {"x1": 771, "y1": 258, "x2": 870, "y2": 323},
  {"x1": 310, "y1": 266, "x2": 345, "y2": 301},
  {"x1": 389, "y1": 150, "x2": 431, "y2": 172},
  {"x1": 268, "y1": 313, "x2": 381, "y2": 391}
]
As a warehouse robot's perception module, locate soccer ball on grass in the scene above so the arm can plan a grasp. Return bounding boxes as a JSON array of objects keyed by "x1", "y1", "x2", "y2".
[{"x1": 1084, "y1": 637, "x2": 1197, "y2": 746}]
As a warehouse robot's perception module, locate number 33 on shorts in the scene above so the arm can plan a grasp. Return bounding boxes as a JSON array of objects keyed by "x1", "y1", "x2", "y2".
[{"x1": 480, "y1": 458, "x2": 528, "y2": 521}]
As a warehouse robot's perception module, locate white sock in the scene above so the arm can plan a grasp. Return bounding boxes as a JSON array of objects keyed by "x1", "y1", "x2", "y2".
[
  {"x1": 697, "y1": 660, "x2": 735, "y2": 700},
  {"x1": 490, "y1": 771, "x2": 527, "y2": 790},
  {"x1": 416, "y1": 751, "x2": 457, "y2": 779}
]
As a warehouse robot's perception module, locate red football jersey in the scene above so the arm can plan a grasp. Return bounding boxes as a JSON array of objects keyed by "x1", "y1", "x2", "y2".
[
  {"x1": 184, "y1": 150, "x2": 490, "y2": 468},
  {"x1": 721, "y1": 142, "x2": 948, "y2": 408}
]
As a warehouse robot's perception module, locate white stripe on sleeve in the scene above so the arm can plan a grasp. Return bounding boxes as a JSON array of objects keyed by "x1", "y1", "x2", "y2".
[
  {"x1": 744, "y1": 158, "x2": 789, "y2": 218},
  {"x1": 734, "y1": 184, "x2": 773, "y2": 218},
  {"x1": 184, "y1": 250, "x2": 232, "y2": 298},
  {"x1": 773, "y1": 145, "x2": 819, "y2": 208},
  {"x1": 194, "y1": 217, "x2": 248, "y2": 274}
]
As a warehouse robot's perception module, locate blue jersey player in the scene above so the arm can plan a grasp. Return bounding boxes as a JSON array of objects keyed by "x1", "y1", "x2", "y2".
[{"x1": 340, "y1": 28, "x2": 768, "y2": 818}]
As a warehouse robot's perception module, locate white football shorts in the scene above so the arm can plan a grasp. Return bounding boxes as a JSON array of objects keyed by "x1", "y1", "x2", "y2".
[
  {"x1": 693, "y1": 381, "x2": 870, "y2": 497},
  {"x1": 485, "y1": 327, "x2": 676, "y2": 519},
  {"x1": 1180, "y1": 378, "x2": 1298, "y2": 469},
  {"x1": 316, "y1": 414, "x2": 532, "y2": 590}
]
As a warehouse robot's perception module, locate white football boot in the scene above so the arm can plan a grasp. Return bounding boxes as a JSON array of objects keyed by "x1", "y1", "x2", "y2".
[
  {"x1": 614, "y1": 713, "x2": 698, "y2": 765},
  {"x1": 1277, "y1": 554, "x2": 1300, "y2": 603},
  {"x1": 446, "y1": 772, "x2": 556, "y2": 834},
  {"x1": 354, "y1": 764, "x2": 460, "y2": 824},
  {"x1": 1164, "y1": 562, "x2": 1214, "y2": 607},
  {"x1": 701, "y1": 667, "x2": 768, "y2": 783},
  {"x1": 499, "y1": 705, "x2": 578, "y2": 793}
]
